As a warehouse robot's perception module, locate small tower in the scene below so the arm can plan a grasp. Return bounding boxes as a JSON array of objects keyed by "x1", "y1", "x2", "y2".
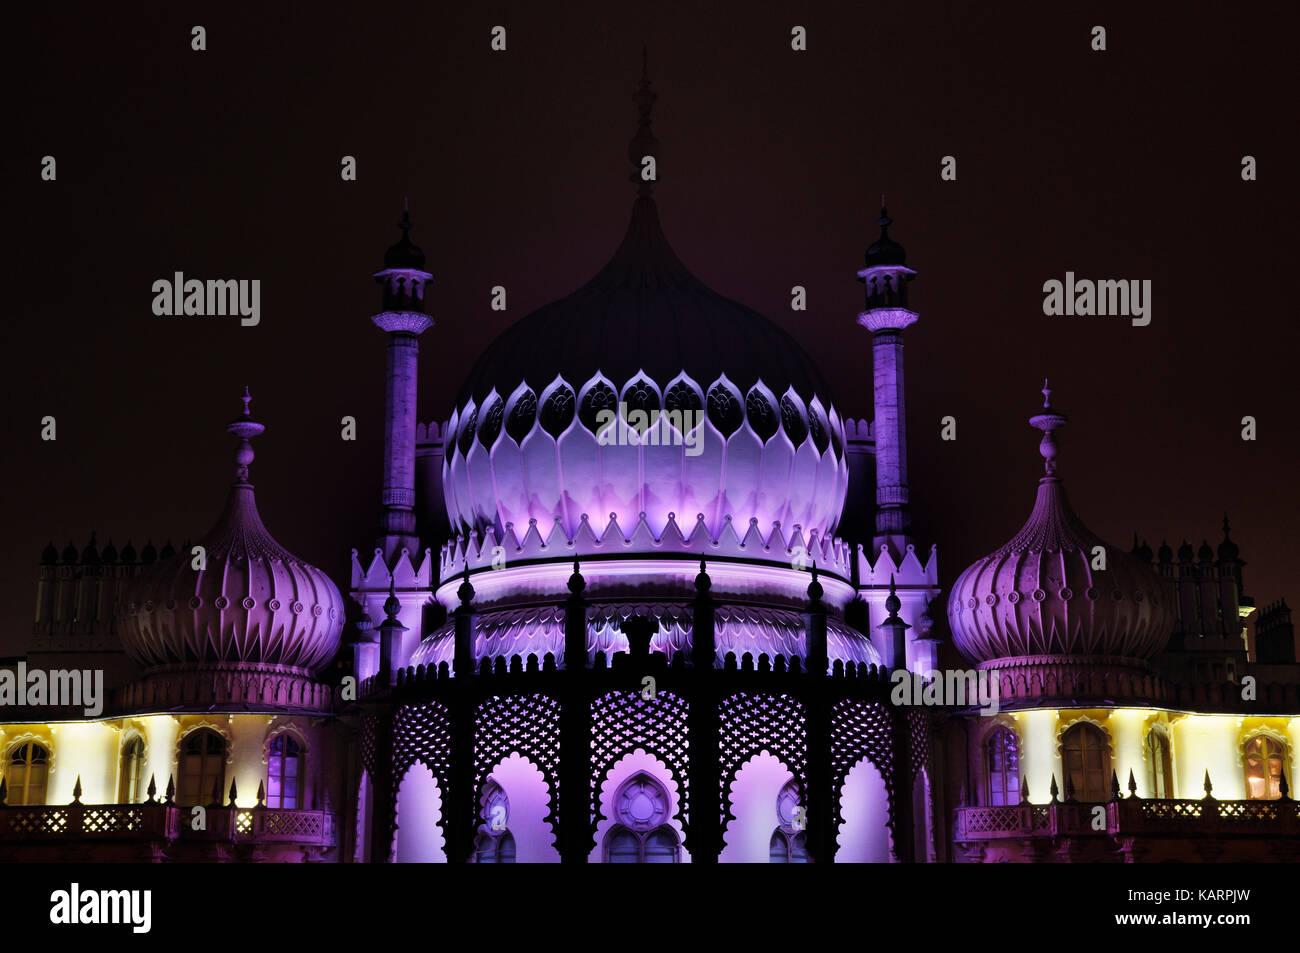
[
  {"x1": 1256, "y1": 600, "x2": 1295, "y2": 665},
  {"x1": 857, "y1": 201, "x2": 918, "y2": 559},
  {"x1": 372, "y1": 203, "x2": 434, "y2": 563}
]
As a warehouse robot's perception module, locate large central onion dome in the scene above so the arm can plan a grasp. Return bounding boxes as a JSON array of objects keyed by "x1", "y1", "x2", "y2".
[
  {"x1": 443, "y1": 69, "x2": 848, "y2": 551},
  {"x1": 947, "y1": 383, "x2": 1174, "y2": 666},
  {"x1": 119, "y1": 392, "x2": 344, "y2": 672}
]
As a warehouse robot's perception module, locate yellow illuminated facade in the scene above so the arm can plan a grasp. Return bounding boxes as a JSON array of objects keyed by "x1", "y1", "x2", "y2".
[{"x1": 1, "y1": 714, "x2": 325, "y2": 809}]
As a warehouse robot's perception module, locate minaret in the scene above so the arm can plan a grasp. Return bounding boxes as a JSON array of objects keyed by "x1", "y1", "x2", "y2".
[
  {"x1": 372, "y1": 202, "x2": 434, "y2": 563},
  {"x1": 857, "y1": 201, "x2": 917, "y2": 559}
]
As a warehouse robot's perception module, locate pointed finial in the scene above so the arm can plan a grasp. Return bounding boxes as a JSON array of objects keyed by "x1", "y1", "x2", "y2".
[
  {"x1": 568, "y1": 558, "x2": 586, "y2": 596},
  {"x1": 165, "y1": 774, "x2": 176, "y2": 804},
  {"x1": 227, "y1": 386, "x2": 265, "y2": 484},
  {"x1": 1127, "y1": 768, "x2": 1138, "y2": 798},
  {"x1": 628, "y1": 49, "x2": 659, "y2": 197},
  {"x1": 695, "y1": 557, "x2": 712, "y2": 594},
  {"x1": 1280, "y1": 769, "x2": 1291, "y2": 801},
  {"x1": 383, "y1": 573, "x2": 402, "y2": 623},
  {"x1": 72, "y1": 775, "x2": 83, "y2": 803},
  {"x1": 807, "y1": 560, "x2": 824, "y2": 602},
  {"x1": 1203, "y1": 769, "x2": 1213, "y2": 797},
  {"x1": 884, "y1": 573, "x2": 901, "y2": 616},
  {"x1": 228, "y1": 778, "x2": 238, "y2": 807},
  {"x1": 257, "y1": 779, "x2": 266, "y2": 807},
  {"x1": 877, "y1": 200, "x2": 893, "y2": 232},
  {"x1": 1020, "y1": 776, "x2": 1030, "y2": 805},
  {"x1": 1029, "y1": 380, "x2": 1068, "y2": 478},
  {"x1": 1049, "y1": 774, "x2": 1060, "y2": 803},
  {"x1": 146, "y1": 774, "x2": 158, "y2": 803},
  {"x1": 1110, "y1": 770, "x2": 1121, "y2": 801}
]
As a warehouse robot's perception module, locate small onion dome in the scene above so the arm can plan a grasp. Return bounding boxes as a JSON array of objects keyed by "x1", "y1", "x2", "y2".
[
  {"x1": 1157, "y1": 540, "x2": 1173, "y2": 564},
  {"x1": 947, "y1": 382, "x2": 1174, "y2": 665},
  {"x1": 81, "y1": 532, "x2": 101, "y2": 565},
  {"x1": 1178, "y1": 540, "x2": 1195, "y2": 562},
  {"x1": 383, "y1": 208, "x2": 425, "y2": 270},
  {"x1": 41, "y1": 541, "x2": 59, "y2": 564},
  {"x1": 120, "y1": 539, "x2": 137, "y2": 564},
  {"x1": 1217, "y1": 517, "x2": 1240, "y2": 562},
  {"x1": 119, "y1": 390, "x2": 344, "y2": 673},
  {"x1": 62, "y1": 539, "x2": 79, "y2": 564},
  {"x1": 101, "y1": 539, "x2": 118, "y2": 564},
  {"x1": 1136, "y1": 538, "x2": 1153, "y2": 563},
  {"x1": 864, "y1": 203, "x2": 907, "y2": 268},
  {"x1": 1198, "y1": 540, "x2": 1214, "y2": 562},
  {"x1": 140, "y1": 539, "x2": 157, "y2": 564},
  {"x1": 159, "y1": 539, "x2": 176, "y2": 561}
]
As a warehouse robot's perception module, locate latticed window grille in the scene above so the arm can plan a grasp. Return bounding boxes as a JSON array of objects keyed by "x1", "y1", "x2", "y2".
[
  {"x1": 474, "y1": 695, "x2": 561, "y2": 828},
  {"x1": 590, "y1": 691, "x2": 690, "y2": 825},
  {"x1": 718, "y1": 693, "x2": 807, "y2": 828},
  {"x1": 830, "y1": 700, "x2": 895, "y2": 836}
]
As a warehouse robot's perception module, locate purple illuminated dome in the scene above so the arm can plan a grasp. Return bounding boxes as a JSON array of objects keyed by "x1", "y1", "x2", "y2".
[
  {"x1": 442, "y1": 71, "x2": 848, "y2": 556},
  {"x1": 119, "y1": 391, "x2": 344, "y2": 672},
  {"x1": 946, "y1": 383, "x2": 1175, "y2": 666}
]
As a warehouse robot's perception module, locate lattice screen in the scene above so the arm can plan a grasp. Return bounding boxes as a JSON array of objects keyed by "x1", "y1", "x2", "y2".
[
  {"x1": 719, "y1": 692, "x2": 808, "y2": 825},
  {"x1": 474, "y1": 694, "x2": 562, "y2": 827},
  {"x1": 590, "y1": 690, "x2": 690, "y2": 825},
  {"x1": 829, "y1": 699, "x2": 896, "y2": 836},
  {"x1": 392, "y1": 699, "x2": 453, "y2": 782}
]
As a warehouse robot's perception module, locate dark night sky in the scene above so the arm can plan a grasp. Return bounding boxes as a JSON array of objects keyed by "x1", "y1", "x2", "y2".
[{"x1": 4, "y1": 2, "x2": 1296, "y2": 656}]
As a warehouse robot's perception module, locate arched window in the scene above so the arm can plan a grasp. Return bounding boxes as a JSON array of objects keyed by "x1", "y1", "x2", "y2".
[
  {"x1": 179, "y1": 729, "x2": 226, "y2": 807},
  {"x1": 1146, "y1": 729, "x2": 1173, "y2": 799},
  {"x1": 603, "y1": 773, "x2": 680, "y2": 863},
  {"x1": 473, "y1": 779, "x2": 516, "y2": 863},
  {"x1": 986, "y1": 727, "x2": 1020, "y2": 806},
  {"x1": 1061, "y1": 723, "x2": 1111, "y2": 802},
  {"x1": 5, "y1": 742, "x2": 49, "y2": 806},
  {"x1": 1244, "y1": 735, "x2": 1285, "y2": 800},
  {"x1": 267, "y1": 734, "x2": 305, "y2": 809},
  {"x1": 770, "y1": 779, "x2": 810, "y2": 863},
  {"x1": 118, "y1": 736, "x2": 145, "y2": 803}
]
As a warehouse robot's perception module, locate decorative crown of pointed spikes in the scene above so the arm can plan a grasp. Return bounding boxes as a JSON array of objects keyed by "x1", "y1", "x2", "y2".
[{"x1": 350, "y1": 516, "x2": 938, "y2": 591}]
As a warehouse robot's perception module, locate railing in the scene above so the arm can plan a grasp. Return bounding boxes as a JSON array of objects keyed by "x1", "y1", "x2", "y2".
[
  {"x1": 1110, "y1": 796, "x2": 1300, "y2": 835},
  {"x1": 955, "y1": 796, "x2": 1300, "y2": 841},
  {"x1": 951, "y1": 804, "x2": 1050, "y2": 840},
  {"x1": 0, "y1": 802, "x2": 335, "y2": 847}
]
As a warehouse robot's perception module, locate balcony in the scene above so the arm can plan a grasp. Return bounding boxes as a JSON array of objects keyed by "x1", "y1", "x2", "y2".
[
  {"x1": 0, "y1": 801, "x2": 336, "y2": 854},
  {"x1": 954, "y1": 795, "x2": 1300, "y2": 842}
]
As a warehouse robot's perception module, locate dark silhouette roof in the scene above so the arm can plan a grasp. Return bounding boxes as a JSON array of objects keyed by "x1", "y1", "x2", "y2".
[
  {"x1": 455, "y1": 194, "x2": 838, "y2": 410},
  {"x1": 383, "y1": 209, "x2": 426, "y2": 270}
]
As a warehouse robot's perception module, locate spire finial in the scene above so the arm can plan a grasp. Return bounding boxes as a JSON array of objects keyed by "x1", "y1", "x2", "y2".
[
  {"x1": 1029, "y1": 380, "x2": 1068, "y2": 478},
  {"x1": 226, "y1": 387, "x2": 265, "y2": 484},
  {"x1": 884, "y1": 573, "x2": 902, "y2": 616},
  {"x1": 628, "y1": 50, "x2": 659, "y2": 197}
]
